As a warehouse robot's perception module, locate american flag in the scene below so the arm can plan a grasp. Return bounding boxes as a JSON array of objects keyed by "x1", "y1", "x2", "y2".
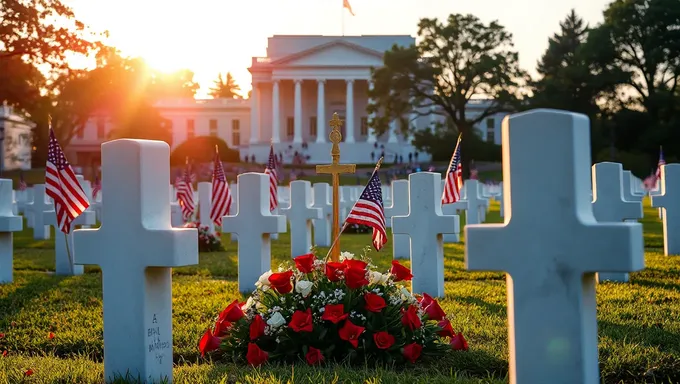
[
  {"x1": 264, "y1": 144, "x2": 278, "y2": 211},
  {"x1": 655, "y1": 146, "x2": 665, "y2": 180},
  {"x1": 177, "y1": 161, "x2": 195, "y2": 220},
  {"x1": 345, "y1": 162, "x2": 387, "y2": 251},
  {"x1": 442, "y1": 134, "x2": 463, "y2": 204},
  {"x1": 92, "y1": 176, "x2": 101, "y2": 201},
  {"x1": 209, "y1": 151, "x2": 232, "y2": 226},
  {"x1": 45, "y1": 127, "x2": 89, "y2": 233},
  {"x1": 18, "y1": 171, "x2": 27, "y2": 191}
]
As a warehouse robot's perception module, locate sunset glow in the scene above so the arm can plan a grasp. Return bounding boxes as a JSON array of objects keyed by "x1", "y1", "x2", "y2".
[{"x1": 64, "y1": 0, "x2": 611, "y2": 98}]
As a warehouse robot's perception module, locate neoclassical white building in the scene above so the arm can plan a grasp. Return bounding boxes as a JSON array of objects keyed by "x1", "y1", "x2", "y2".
[
  {"x1": 0, "y1": 102, "x2": 34, "y2": 171},
  {"x1": 69, "y1": 35, "x2": 507, "y2": 166}
]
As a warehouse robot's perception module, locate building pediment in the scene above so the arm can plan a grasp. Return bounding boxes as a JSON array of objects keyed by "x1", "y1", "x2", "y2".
[{"x1": 272, "y1": 40, "x2": 384, "y2": 67}]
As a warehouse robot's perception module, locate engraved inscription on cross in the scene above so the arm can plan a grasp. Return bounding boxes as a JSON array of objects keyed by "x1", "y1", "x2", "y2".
[
  {"x1": 73, "y1": 139, "x2": 198, "y2": 383},
  {"x1": 465, "y1": 110, "x2": 644, "y2": 384},
  {"x1": 316, "y1": 113, "x2": 356, "y2": 262}
]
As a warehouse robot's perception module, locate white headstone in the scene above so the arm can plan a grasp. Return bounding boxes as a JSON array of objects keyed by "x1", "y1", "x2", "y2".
[
  {"x1": 77, "y1": 175, "x2": 95, "y2": 229},
  {"x1": 0, "y1": 179, "x2": 23, "y2": 284},
  {"x1": 229, "y1": 182, "x2": 238, "y2": 243},
  {"x1": 311, "y1": 183, "x2": 332, "y2": 247},
  {"x1": 498, "y1": 181, "x2": 505, "y2": 217},
  {"x1": 621, "y1": 171, "x2": 643, "y2": 203},
  {"x1": 281, "y1": 180, "x2": 321, "y2": 256},
  {"x1": 392, "y1": 172, "x2": 459, "y2": 297},
  {"x1": 25, "y1": 187, "x2": 35, "y2": 227},
  {"x1": 462, "y1": 180, "x2": 484, "y2": 225},
  {"x1": 44, "y1": 199, "x2": 96, "y2": 276},
  {"x1": 465, "y1": 110, "x2": 644, "y2": 384},
  {"x1": 440, "y1": 179, "x2": 464, "y2": 243},
  {"x1": 25, "y1": 184, "x2": 52, "y2": 240},
  {"x1": 73, "y1": 139, "x2": 199, "y2": 383},
  {"x1": 198, "y1": 182, "x2": 215, "y2": 234},
  {"x1": 384, "y1": 180, "x2": 410, "y2": 259},
  {"x1": 591, "y1": 162, "x2": 644, "y2": 283},
  {"x1": 222, "y1": 173, "x2": 287, "y2": 293},
  {"x1": 651, "y1": 164, "x2": 680, "y2": 256}
]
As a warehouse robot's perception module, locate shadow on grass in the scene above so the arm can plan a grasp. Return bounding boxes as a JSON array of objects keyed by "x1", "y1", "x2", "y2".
[{"x1": 0, "y1": 272, "x2": 61, "y2": 326}]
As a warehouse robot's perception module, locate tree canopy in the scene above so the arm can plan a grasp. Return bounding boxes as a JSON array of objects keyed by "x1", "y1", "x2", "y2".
[
  {"x1": 170, "y1": 136, "x2": 240, "y2": 166},
  {"x1": 209, "y1": 72, "x2": 241, "y2": 98}
]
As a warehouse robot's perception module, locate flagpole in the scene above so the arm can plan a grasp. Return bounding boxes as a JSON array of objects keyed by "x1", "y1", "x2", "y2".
[{"x1": 341, "y1": 6, "x2": 345, "y2": 36}]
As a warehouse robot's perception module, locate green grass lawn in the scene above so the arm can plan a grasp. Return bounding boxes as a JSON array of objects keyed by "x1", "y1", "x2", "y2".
[{"x1": 1, "y1": 199, "x2": 679, "y2": 383}]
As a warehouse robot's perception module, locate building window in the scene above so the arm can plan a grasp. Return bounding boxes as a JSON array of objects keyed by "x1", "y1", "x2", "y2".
[
  {"x1": 96, "y1": 117, "x2": 106, "y2": 139},
  {"x1": 209, "y1": 119, "x2": 218, "y2": 136},
  {"x1": 309, "y1": 116, "x2": 317, "y2": 137},
  {"x1": 232, "y1": 119, "x2": 240, "y2": 146},
  {"x1": 360, "y1": 117, "x2": 368, "y2": 136},
  {"x1": 187, "y1": 119, "x2": 195, "y2": 139},
  {"x1": 486, "y1": 118, "x2": 495, "y2": 143},
  {"x1": 286, "y1": 117, "x2": 294, "y2": 138}
]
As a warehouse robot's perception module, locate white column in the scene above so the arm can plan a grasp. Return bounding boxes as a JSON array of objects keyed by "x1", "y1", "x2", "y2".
[
  {"x1": 408, "y1": 98, "x2": 417, "y2": 144},
  {"x1": 388, "y1": 119, "x2": 398, "y2": 143},
  {"x1": 345, "y1": 79, "x2": 355, "y2": 143},
  {"x1": 272, "y1": 80, "x2": 280, "y2": 143},
  {"x1": 429, "y1": 105, "x2": 437, "y2": 133},
  {"x1": 249, "y1": 83, "x2": 259, "y2": 144},
  {"x1": 367, "y1": 80, "x2": 376, "y2": 143},
  {"x1": 293, "y1": 79, "x2": 303, "y2": 144},
  {"x1": 316, "y1": 80, "x2": 326, "y2": 143}
]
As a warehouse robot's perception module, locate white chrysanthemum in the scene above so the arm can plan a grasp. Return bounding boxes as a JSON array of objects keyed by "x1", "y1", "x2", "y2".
[
  {"x1": 369, "y1": 271, "x2": 389, "y2": 285},
  {"x1": 295, "y1": 280, "x2": 314, "y2": 298},
  {"x1": 266, "y1": 312, "x2": 286, "y2": 328},
  {"x1": 241, "y1": 296, "x2": 255, "y2": 311},
  {"x1": 255, "y1": 270, "x2": 273, "y2": 290},
  {"x1": 340, "y1": 251, "x2": 355, "y2": 261}
]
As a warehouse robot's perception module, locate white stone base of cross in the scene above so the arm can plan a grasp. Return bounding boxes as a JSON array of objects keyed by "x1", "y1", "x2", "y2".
[
  {"x1": 385, "y1": 180, "x2": 411, "y2": 259},
  {"x1": 73, "y1": 139, "x2": 198, "y2": 383},
  {"x1": 465, "y1": 110, "x2": 644, "y2": 384},
  {"x1": 652, "y1": 164, "x2": 680, "y2": 256},
  {"x1": 312, "y1": 183, "x2": 332, "y2": 247},
  {"x1": 282, "y1": 180, "x2": 321, "y2": 256},
  {"x1": 222, "y1": 173, "x2": 287, "y2": 293},
  {"x1": 198, "y1": 182, "x2": 215, "y2": 235},
  {"x1": 44, "y1": 207, "x2": 96, "y2": 276},
  {"x1": 393, "y1": 172, "x2": 459, "y2": 297},
  {"x1": 0, "y1": 179, "x2": 23, "y2": 284}
]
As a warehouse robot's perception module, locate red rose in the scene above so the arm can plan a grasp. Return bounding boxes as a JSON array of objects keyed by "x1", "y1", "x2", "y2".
[
  {"x1": 321, "y1": 304, "x2": 348, "y2": 324},
  {"x1": 338, "y1": 320, "x2": 365, "y2": 348},
  {"x1": 373, "y1": 331, "x2": 395, "y2": 350},
  {"x1": 390, "y1": 260, "x2": 413, "y2": 282},
  {"x1": 218, "y1": 299, "x2": 244, "y2": 322},
  {"x1": 246, "y1": 342, "x2": 268, "y2": 366},
  {"x1": 423, "y1": 298, "x2": 446, "y2": 321},
  {"x1": 418, "y1": 293, "x2": 434, "y2": 308},
  {"x1": 198, "y1": 329, "x2": 221, "y2": 357},
  {"x1": 450, "y1": 332, "x2": 469, "y2": 351},
  {"x1": 325, "y1": 262, "x2": 347, "y2": 281},
  {"x1": 437, "y1": 319, "x2": 455, "y2": 338},
  {"x1": 213, "y1": 319, "x2": 232, "y2": 337},
  {"x1": 305, "y1": 346, "x2": 324, "y2": 365},
  {"x1": 289, "y1": 308, "x2": 314, "y2": 333},
  {"x1": 345, "y1": 267, "x2": 369, "y2": 289},
  {"x1": 363, "y1": 292, "x2": 386, "y2": 313},
  {"x1": 294, "y1": 253, "x2": 316, "y2": 273},
  {"x1": 343, "y1": 259, "x2": 367, "y2": 269},
  {"x1": 401, "y1": 305, "x2": 422, "y2": 330},
  {"x1": 249, "y1": 315, "x2": 266, "y2": 340},
  {"x1": 403, "y1": 342, "x2": 422, "y2": 363},
  {"x1": 269, "y1": 270, "x2": 294, "y2": 294}
]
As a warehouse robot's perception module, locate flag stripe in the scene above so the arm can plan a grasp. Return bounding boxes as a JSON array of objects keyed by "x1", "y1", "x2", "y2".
[
  {"x1": 265, "y1": 144, "x2": 278, "y2": 211},
  {"x1": 345, "y1": 168, "x2": 387, "y2": 251},
  {"x1": 210, "y1": 152, "x2": 232, "y2": 226}
]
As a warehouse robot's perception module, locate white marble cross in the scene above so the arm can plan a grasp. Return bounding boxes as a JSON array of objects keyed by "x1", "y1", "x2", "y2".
[
  {"x1": 198, "y1": 182, "x2": 215, "y2": 234},
  {"x1": 222, "y1": 173, "x2": 286, "y2": 293},
  {"x1": 652, "y1": 164, "x2": 680, "y2": 256},
  {"x1": 462, "y1": 180, "x2": 485, "y2": 225},
  {"x1": 384, "y1": 180, "x2": 410, "y2": 259},
  {"x1": 311, "y1": 183, "x2": 332, "y2": 247},
  {"x1": 622, "y1": 170, "x2": 643, "y2": 203},
  {"x1": 591, "y1": 162, "x2": 644, "y2": 283},
  {"x1": 0, "y1": 179, "x2": 23, "y2": 284},
  {"x1": 44, "y1": 198, "x2": 96, "y2": 276},
  {"x1": 281, "y1": 180, "x2": 321, "y2": 256},
  {"x1": 24, "y1": 187, "x2": 35, "y2": 227},
  {"x1": 25, "y1": 184, "x2": 52, "y2": 240},
  {"x1": 73, "y1": 139, "x2": 198, "y2": 383},
  {"x1": 229, "y1": 182, "x2": 238, "y2": 243},
  {"x1": 77, "y1": 175, "x2": 95, "y2": 229},
  {"x1": 465, "y1": 110, "x2": 644, "y2": 384},
  {"x1": 392, "y1": 172, "x2": 459, "y2": 297},
  {"x1": 440, "y1": 179, "x2": 465, "y2": 243}
]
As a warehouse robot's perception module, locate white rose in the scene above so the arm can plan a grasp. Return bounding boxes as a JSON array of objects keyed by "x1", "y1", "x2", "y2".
[
  {"x1": 369, "y1": 271, "x2": 388, "y2": 285},
  {"x1": 295, "y1": 280, "x2": 314, "y2": 298},
  {"x1": 255, "y1": 270, "x2": 273, "y2": 290},
  {"x1": 340, "y1": 251, "x2": 354, "y2": 261},
  {"x1": 267, "y1": 312, "x2": 286, "y2": 328},
  {"x1": 242, "y1": 296, "x2": 255, "y2": 311}
]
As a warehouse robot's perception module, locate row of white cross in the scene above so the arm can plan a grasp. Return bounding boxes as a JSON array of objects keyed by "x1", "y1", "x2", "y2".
[{"x1": 0, "y1": 109, "x2": 677, "y2": 384}]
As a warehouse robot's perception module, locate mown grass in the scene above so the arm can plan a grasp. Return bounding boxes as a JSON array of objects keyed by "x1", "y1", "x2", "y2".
[{"x1": 0, "y1": 199, "x2": 678, "y2": 383}]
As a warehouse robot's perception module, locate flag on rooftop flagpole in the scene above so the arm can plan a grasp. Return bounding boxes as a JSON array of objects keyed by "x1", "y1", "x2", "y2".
[
  {"x1": 210, "y1": 148, "x2": 232, "y2": 227},
  {"x1": 345, "y1": 160, "x2": 387, "y2": 251},
  {"x1": 343, "y1": 0, "x2": 355, "y2": 15},
  {"x1": 177, "y1": 159, "x2": 195, "y2": 220},
  {"x1": 264, "y1": 143, "x2": 279, "y2": 211},
  {"x1": 45, "y1": 125, "x2": 90, "y2": 234},
  {"x1": 442, "y1": 133, "x2": 463, "y2": 205}
]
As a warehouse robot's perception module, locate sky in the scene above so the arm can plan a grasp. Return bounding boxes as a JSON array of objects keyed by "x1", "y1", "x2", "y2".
[{"x1": 64, "y1": 0, "x2": 613, "y2": 98}]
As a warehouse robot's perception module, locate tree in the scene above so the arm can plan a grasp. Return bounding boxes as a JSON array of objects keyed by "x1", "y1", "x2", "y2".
[
  {"x1": 367, "y1": 14, "x2": 526, "y2": 177},
  {"x1": 209, "y1": 72, "x2": 241, "y2": 98}
]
